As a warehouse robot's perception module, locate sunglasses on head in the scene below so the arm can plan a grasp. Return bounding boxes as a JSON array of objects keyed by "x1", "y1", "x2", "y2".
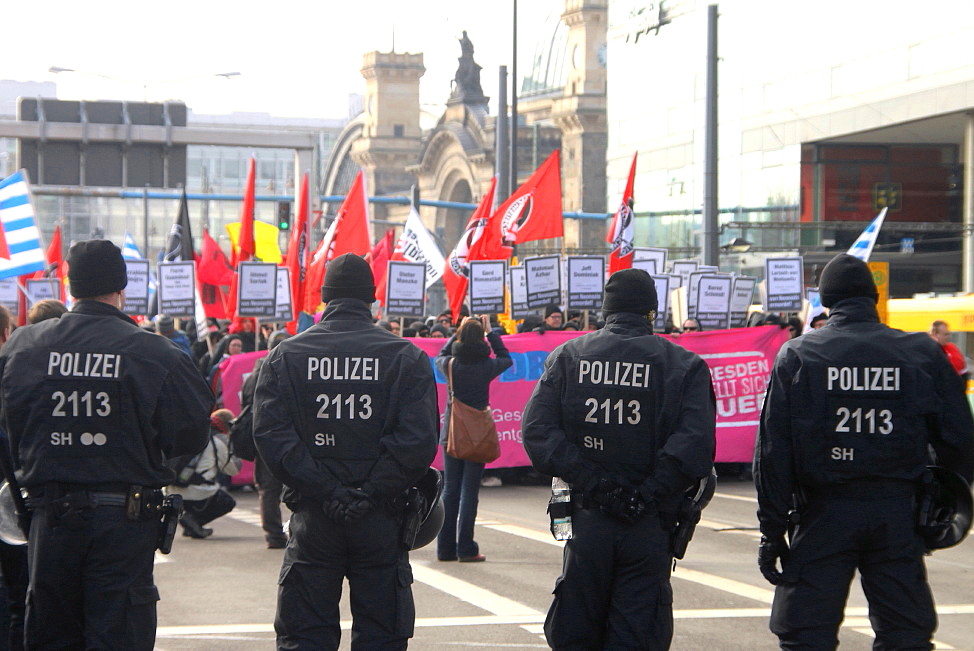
[{"x1": 684, "y1": 326, "x2": 698, "y2": 331}]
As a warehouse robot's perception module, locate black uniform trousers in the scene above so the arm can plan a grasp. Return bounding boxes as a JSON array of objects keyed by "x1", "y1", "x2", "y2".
[
  {"x1": 276, "y1": 505, "x2": 413, "y2": 651},
  {"x1": 0, "y1": 541, "x2": 27, "y2": 651},
  {"x1": 545, "y1": 507, "x2": 673, "y2": 651},
  {"x1": 771, "y1": 485, "x2": 936, "y2": 651},
  {"x1": 26, "y1": 503, "x2": 159, "y2": 650}
]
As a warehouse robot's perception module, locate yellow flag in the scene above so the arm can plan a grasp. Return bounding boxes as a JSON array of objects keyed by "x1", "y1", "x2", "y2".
[{"x1": 226, "y1": 221, "x2": 283, "y2": 264}]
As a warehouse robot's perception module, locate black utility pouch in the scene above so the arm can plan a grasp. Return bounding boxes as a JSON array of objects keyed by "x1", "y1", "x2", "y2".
[{"x1": 125, "y1": 485, "x2": 144, "y2": 521}]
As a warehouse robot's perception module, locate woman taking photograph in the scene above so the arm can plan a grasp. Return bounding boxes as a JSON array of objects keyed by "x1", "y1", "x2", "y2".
[{"x1": 435, "y1": 316, "x2": 512, "y2": 562}]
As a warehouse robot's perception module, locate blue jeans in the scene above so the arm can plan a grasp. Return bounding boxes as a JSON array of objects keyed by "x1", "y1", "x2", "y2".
[{"x1": 437, "y1": 447, "x2": 485, "y2": 560}]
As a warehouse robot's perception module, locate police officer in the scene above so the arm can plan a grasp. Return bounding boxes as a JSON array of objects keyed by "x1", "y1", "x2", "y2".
[
  {"x1": 253, "y1": 253, "x2": 438, "y2": 650},
  {"x1": 0, "y1": 240, "x2": 212, "y2": 650},
  {"x1": 523, "y1": 268, "x2": 716, "y2": 650},
  {"x1": 754, "y1": 253, "x2": 974, "y2": 649}
]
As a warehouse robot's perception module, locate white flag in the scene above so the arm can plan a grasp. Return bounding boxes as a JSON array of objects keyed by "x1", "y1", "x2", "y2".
[
  {"x1": 846, "y1": 207, "x2": 887, "y2": 261},
  {"x1": 395, "y1": 207, "x2": 445, "y2": 287}
]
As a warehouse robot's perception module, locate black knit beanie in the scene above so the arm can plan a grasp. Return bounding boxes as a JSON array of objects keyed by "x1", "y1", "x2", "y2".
[
  {"x1": 321, "y1": 253, "x2": 376, "y2": 303},
  {"x1": 603, "y1": 268, "x2": 658, "y2": 316},
  {"x1": 67, "y1": 240, "x2": 128, "y2": 299},
  {"x1": 544, "y1": 303, "x2": 563, "y2": 319},
  {"x1": 818, "y1": 254, "x2": 877, "y2": 308}
]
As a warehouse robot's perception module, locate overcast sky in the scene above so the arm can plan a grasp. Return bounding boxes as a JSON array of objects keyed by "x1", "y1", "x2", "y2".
[{"x1": 5, "y1": 0, "x2": 554, "y2": 120}]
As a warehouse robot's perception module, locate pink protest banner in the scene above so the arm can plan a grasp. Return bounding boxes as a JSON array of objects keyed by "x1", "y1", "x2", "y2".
[
  {"x1": 410, "y1": 326, "x2": 788, "y2": 467},
  {"x1": 668, "y1": 326, "x2": 790, "y2": 462},
  {"x1": 411, "y1": 332, "x2": 582, "y2": 469},
  {"x1": 218, "y1": 326, "x2": 788, "y2": 482},
  {"x1": 216, "y1": 350, "x2": 267, "y2": 485}
]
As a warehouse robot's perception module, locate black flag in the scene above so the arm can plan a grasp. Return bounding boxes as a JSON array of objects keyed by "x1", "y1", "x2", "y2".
[{"x1": 164, "y1": 189, "x2": 195, "y2": 262}]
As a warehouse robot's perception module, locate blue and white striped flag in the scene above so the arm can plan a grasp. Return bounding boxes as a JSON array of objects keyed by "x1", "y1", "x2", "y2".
[
  {"x1": 122, "y1": 232, "x2": 144, "y2": 261},
  {"x1": 846, "y1": 207, "x2": 887, "y2": 262},
  {"x1": 0, "y1": 170, "x2": 48, "y2": 280}
]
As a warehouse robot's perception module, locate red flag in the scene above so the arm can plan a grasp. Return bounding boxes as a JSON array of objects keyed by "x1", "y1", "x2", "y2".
[
  {"x1": 370, "y1": 228, "x2": 396, "y2": 304},
  {"x1": 236, "y1": 158, "x2": 257, "y2": 265},
  {"x1": 302, "y1": 170, "x2": 371, "y2": 313},
  {"x1": 443, "y1": 177, "x2": 497, "y2": 321},
  {"x1": 45, "y1": 225, "x2": 65, "y2": 300},
  {"x1": 286, "y1": 172, "x2": 311, "y2": 324},
  {"x1": 480, "y1": 150, "x2": 562, "y2": 259},
  {"x1": 607, "y1": 153, "x2": 637, "y2": 274},
  {"x1": 198, "y1": 280, "x2": 227, "y2": 319},
  {"x1": 225, "y1": 271, "x2": 240, "y2": 321},
  {"x1": 198, "y1": 229, "x2": 234, "y2": 286}
]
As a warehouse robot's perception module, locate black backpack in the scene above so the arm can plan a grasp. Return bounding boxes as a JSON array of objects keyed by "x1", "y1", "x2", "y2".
[{"x1": 229, "y1": 404, "x2": 257, "y2": 462}]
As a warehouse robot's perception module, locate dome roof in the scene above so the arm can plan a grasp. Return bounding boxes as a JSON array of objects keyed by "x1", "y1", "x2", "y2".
[{"x1": 520, "y1": 9, "x2": 568, "y2": 98}]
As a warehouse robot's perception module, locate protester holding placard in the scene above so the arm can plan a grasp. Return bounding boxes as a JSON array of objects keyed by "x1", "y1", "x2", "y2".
[
  {"x1": 523, "y1": 268, "x2": 716, "y2": 650},
  {"x1": 435, "y1": 316, "x2": 512, "y2": 563}
]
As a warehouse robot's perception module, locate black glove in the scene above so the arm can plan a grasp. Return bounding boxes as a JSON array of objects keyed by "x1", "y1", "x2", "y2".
[
  {"x1": 590, "y1": 480, "x2": 647, "y2": 523},
  {"x1": 603, "y1": 487, "x2": 649, "y2": 523},
  {"x1": 758, "y1": 535, "x2": 789, "y2": 585},
  {"x1": 342, "y1": 490, "x2": 373, "y2": 521},
  {"x1": 324, "y1": 488, "x2": 373, "y2": 522}
]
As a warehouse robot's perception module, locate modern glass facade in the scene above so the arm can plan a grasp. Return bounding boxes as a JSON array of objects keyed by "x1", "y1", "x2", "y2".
[{"x1": 606, "y1": 0, "x2": 974, "y2": 291}]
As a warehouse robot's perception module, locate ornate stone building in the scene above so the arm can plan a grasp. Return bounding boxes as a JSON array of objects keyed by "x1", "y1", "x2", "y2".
[{"x1": 322, "y1": 0, "x2": 608, "y2": 254}]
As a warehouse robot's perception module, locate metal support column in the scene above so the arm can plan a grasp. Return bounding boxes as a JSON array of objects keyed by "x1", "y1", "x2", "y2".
[
  {"x1": 964, "y1": 113, "x2": 974, "y2": 293},
  {"x1": 702, "y1": 4, "x2": 720, "y2": 267},
  {"x1": 496, "y1": 65, "x2": 510, "y2": 204}
]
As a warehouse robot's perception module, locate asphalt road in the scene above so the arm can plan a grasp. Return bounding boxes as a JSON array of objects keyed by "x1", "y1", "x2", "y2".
[{"x1": 153, "y1": 475, "x2": 974, "y2": 650}]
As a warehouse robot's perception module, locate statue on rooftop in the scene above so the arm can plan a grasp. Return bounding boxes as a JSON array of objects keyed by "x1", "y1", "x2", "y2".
[{"x1": 451, "y1": 30, "x2": 487, "y2": 106}]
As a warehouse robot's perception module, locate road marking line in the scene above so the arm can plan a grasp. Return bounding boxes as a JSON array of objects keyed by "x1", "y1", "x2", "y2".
[
  {"x1": 412, "y1": 563, "x2": 544, "y2": 618},
  {"x1": 713, "y1": 491, "x2": 758, "y2": 503},
  {"x1": 697, "y1": 518, "x2": 762, "y2": 538},
  {"x1": 481, "y1": 522, "x2": 563, "y2": 546},
  {"x1": 157, "y1": 604, "x2": 974, "y2": 637},
  {"x1": 672, "y1": 567, "x2": 775, "y2": 603}
]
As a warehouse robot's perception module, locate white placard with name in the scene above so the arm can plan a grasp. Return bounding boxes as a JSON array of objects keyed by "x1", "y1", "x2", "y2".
[
  {"x1": 632, "y1": 258, "x2": 658, "y2": 276},
  {"x1": 765, "y1": 257, "x2": 804, "y2": 312},
  {"x1": 651, "y1": 275, "x2": 671, "y2": 332},
  {"x1": 385, "y1": 260, "x2": 426, "y2": 319},
  {"x1": 634, "y1": 248, "x2": 667, "y2": 277},
  {"x1": 670, "y1": 260, "x2": 698, "y2": 287},
  {"x1": 267, "y1": 267, "x2": 293, "y2": 322},
  {"x1": 729, "y1": 277, "x2": 756, "y2": 327},
  {"x1": 469, "y1": 260, "x2": 506, "y2": 314},
  {"x1": 566, "y1": 256, "x2": 605, "y2": 311},
  {"x1": 26, "y1": 278, "x2": 59, "y2": 304},
  {"x1": 0, "y1": 278, "x2": 18, "y2": 317},
  {"x1": 509, "y1": 266, "x2": 533, "y2": 319},
  {"x1": 696, "y1": 274, "x2": 733, "y2": 330},
  {"x1": 237, "y1": 261, "x2": 278, "y2": 318},
  {"x1": 524, "y1": 255, "x2": 562, "y2": 309},
  {"x1": 157, "y1": 262, "x2": 196, "y2": 317},
  {"x1": 123, "y1": 259, "x2": 150, "y2": 316}
]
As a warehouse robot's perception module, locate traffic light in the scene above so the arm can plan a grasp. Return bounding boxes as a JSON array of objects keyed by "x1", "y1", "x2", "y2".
[{"x1": 277, "y1": 201, "x2": 292, "y2": 231}]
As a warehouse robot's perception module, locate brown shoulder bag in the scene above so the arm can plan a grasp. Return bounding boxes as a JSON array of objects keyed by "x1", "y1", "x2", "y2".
[{"x1": 445, "y1": 358, "x2": 500, "y2": 464}]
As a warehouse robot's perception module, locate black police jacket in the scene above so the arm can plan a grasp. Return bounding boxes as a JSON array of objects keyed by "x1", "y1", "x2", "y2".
[
  {"x1": 522, "y1": 312, "x2": 716, "y2": 508},
  {"x1": 0, "y1": 300, "x2": 213, "y2": 489},
  {"x1": 253, "y1": 298, "x2": 438, "y2": 507},
  {"x1": 754, "y1": 297, "x2": 974, "y2": 539}
]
